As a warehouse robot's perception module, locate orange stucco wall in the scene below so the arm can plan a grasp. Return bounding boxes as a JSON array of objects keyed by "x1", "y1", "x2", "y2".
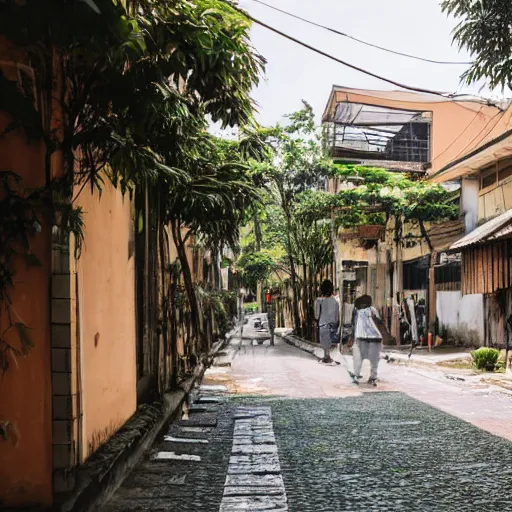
[
  {"x1": 74, "y1": 181, "x2": 136, "y2": 459},
  {"x1": 0, "y1": 110, "x2": 53, "y2": 507},
  {"x1": 329, "y1": 88, "x2": 503, "y2": 175}
]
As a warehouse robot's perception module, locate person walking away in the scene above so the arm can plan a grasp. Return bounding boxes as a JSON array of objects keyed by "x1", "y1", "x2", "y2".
[
  {"x1": 314, "y1": 279, "x2": 339, "y2": 364},
  {"x1": 350, "y1": 295, "x2": 383, "y2": 386}
]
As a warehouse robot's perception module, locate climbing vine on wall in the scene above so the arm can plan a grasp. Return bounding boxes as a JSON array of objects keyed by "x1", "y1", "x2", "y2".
[{"x1": 0, "y1": 171, "x2": 86, "y2": 374}]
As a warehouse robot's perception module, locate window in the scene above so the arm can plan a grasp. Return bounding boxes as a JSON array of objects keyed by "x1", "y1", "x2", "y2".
[
  {"x1": 480, "y1": 166, "x2": 497, "y2": 191},
  {"x1": 499, "y1": 164, "x2": 512, "y2": 182},
  {"x1": 434, "y1": 262, "x2": 461, "y2": 288},
  {"x1": 403, "y1": 256, "x2": 429, "y2": 290}
]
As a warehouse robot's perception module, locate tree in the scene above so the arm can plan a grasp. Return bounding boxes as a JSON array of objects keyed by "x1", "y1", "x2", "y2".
[
  {"x1": 253, "y1": 102, "x2": 331, "y2": 335},
  {"x1": 0, "y1": 0, "x2": 266, "y2": 388},
  {"x1": 442, "y1": 0, "x2": 512, "y2": 89},
  {"x1": 164, "y1": 134, "x2": 260, "y2": 352},
  {"x1": 0, "y1": 0, "x2": 266, "y2": 192},
  {"x1": 237, "y1": 251, "x2": 276, "y2": 293},
  {"x1": 238, "y1": 105, "x2": 460, "y2": 341}
]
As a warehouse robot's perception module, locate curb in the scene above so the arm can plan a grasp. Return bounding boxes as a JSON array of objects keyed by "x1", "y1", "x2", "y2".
[
  {"x1": 213, "y1": 328, "x2": 243, "y2": 367},
  {"x1": 58, "y1": 338, "x2": 228, "y2": 512},
  {"x1": 381, "y1": 351, "x2": 473, "y2": 368},
  {"x1": 279, "y1": 333, "x2": 324, "y2": 359}
]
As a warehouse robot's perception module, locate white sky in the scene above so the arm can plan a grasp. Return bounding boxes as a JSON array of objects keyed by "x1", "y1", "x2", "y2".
[{"x1": 236, "y1": 0, "x2": 506, "y2": 128}]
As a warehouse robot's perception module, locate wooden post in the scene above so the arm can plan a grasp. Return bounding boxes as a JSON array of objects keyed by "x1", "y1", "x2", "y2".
[
  {"x1": 391, "y1": 219, "x2": 403, "y2": 345},
  {"x1": 428, "y1": 251, "x2": 437, "y2": 338}
]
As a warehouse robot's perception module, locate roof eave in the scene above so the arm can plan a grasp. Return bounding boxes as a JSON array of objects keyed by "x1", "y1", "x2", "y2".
[{"x1": 430, "y1": 129, "x2": 512, "y2": 183}]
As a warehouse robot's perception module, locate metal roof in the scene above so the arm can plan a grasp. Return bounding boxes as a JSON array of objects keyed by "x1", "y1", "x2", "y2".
[
  {"x1": 489, "y1": 222, "x2": 512, "y2": 241},
  {"x1": 321, "y1": 85, "x2": 498, "y2": 124},
  {"x1": 449, "y1": 209, "x2": 512, "y2": 251}
]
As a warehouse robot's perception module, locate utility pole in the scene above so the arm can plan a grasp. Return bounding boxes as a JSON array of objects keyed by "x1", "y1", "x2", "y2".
[{"x1": 266, "y1": 290, "x2": 275, "y2": 346}]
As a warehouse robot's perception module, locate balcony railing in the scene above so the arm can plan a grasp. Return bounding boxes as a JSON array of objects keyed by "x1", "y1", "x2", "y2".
[{"x1": 323, "y1": 103, "x2": 431, "y2": 166}]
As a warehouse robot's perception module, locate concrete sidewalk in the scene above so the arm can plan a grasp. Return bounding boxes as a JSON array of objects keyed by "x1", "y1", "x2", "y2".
[
  {"x1": 279, "y1": 331, "x2": 512, "y2": 397},
  {"x1": 382, "y1": 347, "x2": 512, "y2": 387},
  {"x1": 382, "y1": 346, "x2": 473, "y2": 365},
  {"x1": 205, "y1": 331, "x2": 512, "y2": 442}
]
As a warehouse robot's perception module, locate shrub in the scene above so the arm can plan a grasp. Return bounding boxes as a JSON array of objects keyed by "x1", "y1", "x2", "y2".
[{"x1": 471, "y1": 347, "x2": 500, "y2": 371}]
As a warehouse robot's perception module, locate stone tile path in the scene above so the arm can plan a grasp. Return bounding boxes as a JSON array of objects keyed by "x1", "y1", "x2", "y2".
[{"x1": 219, "y1": 406, "x2": 287, "y2": 511}]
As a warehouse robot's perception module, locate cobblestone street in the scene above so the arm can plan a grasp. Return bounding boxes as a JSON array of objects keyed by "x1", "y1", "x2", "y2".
[{"x1": 104, "y1": 320, "x2": 512, "y2": 511}]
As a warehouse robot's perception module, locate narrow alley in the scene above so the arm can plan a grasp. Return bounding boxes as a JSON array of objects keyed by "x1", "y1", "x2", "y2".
[
  {"x1": 3, "y1": 2, "x2": 512, "y2": 510},
  {"x1": 103, "y1": 318, "x2": 512, "y2": 511}
]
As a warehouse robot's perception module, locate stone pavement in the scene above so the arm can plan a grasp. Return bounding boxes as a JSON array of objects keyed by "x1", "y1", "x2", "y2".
[{"x1": 103, "y1": 324, "x2": 512, "y2": 511}]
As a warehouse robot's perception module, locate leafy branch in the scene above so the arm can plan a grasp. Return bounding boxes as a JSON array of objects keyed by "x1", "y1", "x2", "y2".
[{"x1": 0, "y1": 172, "x2": 42, "y2": 374}]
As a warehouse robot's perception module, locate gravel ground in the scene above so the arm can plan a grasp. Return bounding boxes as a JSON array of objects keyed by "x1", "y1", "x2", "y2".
[
  {"x1": 105, "y1": 391, "x2": 512, "y2": 511},
  {"x1": 265, "y1": 393, "x2": 512, "y2": 511}
]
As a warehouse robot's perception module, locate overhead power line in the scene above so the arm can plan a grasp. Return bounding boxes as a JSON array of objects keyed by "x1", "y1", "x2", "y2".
[
  {"x1": 451, "y1": 109, "x2": 507, "y2": 162},
  {"x1": 432, "y1": 107, "x2": 484, "y2": 164},
  {"x1": 229, "y1": 3, "x2": 455, "y2": 98},
  {"x1": 251, "y1": 0, "x2": 472, "y2": 66}
]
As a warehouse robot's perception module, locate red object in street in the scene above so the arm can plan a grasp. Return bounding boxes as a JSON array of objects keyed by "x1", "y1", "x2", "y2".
[
  {"x1": 265, "y1": 291, "x2": 272, "y2": 304},
  {"x1": 427, "y1": 332, "x2": 432, "y2": 351}
]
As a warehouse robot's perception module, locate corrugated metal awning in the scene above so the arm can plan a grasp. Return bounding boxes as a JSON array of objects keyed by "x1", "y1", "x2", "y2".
[
  {"x1": 489, "y1": 222, "x2": 512, "y2": 241},
  {"x1": 449, "y1": 209, "x2": 512, "y2": 251}
]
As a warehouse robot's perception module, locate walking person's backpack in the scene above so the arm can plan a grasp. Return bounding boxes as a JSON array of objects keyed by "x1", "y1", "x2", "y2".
[{"x1": 372, "y1": 309, "x2": 391, "y2": 344}]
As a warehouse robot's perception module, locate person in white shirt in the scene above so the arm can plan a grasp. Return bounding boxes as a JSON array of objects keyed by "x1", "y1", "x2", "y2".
[
  {"x1": 350, "y1": 295, "x2": 383, "y2": 386},
  {"x1": 314, "y1": 280, "x2": 339, "y2": 364}
]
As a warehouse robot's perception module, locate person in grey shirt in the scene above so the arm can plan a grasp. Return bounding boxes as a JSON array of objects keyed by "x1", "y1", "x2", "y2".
[{"x1": 314, "y1": 279, "x2": 339, "y2": 364}]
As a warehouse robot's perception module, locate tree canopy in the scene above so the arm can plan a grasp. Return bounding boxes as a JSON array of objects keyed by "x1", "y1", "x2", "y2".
[
  {"x1": 0, "y1": 0, "x2": 265, "y2": 193},
  {"x1": 0, "y1": 0, "x2": 266, "y2": 373},
  {"x1": 442, "y1": 0, "x2": 512, "y2": 89},
  {"x1": 298, "y1": 165, "x2": 459, "y2": 227}
]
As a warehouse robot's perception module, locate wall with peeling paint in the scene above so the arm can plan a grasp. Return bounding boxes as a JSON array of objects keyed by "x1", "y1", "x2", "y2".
[{"x1": 75, "y1": 181, "x2": 137, "y2": 460}]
